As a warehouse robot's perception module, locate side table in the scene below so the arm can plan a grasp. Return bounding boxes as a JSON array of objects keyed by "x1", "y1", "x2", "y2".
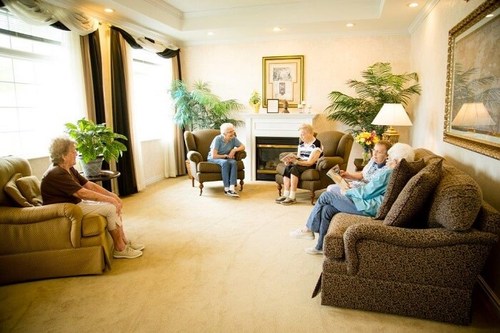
[
  {"x1": 85, "y1": 170, "x2": 121, "y2": 182},
  {"x1": 82, "y1": 170, "x2": 120, "y2": 191}
]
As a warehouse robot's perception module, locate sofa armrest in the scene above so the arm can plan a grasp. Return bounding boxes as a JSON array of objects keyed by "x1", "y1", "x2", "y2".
[
  {"x1": 0, "y1": 203, "x2": 84, "y2": 250},
  {"x1": 0, "y1": 204, "x2": 81, "y2": 224},
  {"x1": 338, "y1": 223, "x2": 497, "y2": 288}
]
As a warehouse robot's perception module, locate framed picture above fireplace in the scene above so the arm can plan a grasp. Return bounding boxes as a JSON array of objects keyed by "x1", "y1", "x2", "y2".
[
  {"x1": 267, "y1": 99, "x2": 279, "y2": 113},
  {"x1": 262, "y1": 55, "x2": 304, "y2": 108}
]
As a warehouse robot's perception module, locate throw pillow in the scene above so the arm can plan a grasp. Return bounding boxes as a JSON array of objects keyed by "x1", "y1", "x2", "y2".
[
  {"x1": 384, "y1": 159, "x2": 443, "y2": 228},
  {"x1": 373, "y1": 158, "x2": 426, "y2": 220},
  {"x1": 16, "y1": 175, "x2": 43, "y2": 206},
  {"x1": 427, "y1": 165, "x2": 482, "y2": 231},
  {"x1": 3, "y1": 173, "x2": 32, "y2": 207}
]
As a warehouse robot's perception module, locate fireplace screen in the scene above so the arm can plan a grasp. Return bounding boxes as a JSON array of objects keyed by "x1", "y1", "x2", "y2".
[{"x1": 256, "y1": 136, "x2": 298, "y2": 181}]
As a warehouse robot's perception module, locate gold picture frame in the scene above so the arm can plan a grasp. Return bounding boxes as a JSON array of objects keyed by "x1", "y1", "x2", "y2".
[
  {"x1": 262, "y1": 55, "x2": 304, "y2": 108},
  {"x1": 444, "y1": 0, "x2": 500, "y2": 159}
]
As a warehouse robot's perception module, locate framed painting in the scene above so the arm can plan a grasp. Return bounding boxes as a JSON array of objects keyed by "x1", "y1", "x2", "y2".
[
  {"x1": 267, "y1": 99, "x2": 279, "y2": 113},
  {"x1": 444, "y1": 0, "x2": 500, "y2": 159},
  {"x1": 262, "y1": 55, "x2": 304, "y2": 108}
]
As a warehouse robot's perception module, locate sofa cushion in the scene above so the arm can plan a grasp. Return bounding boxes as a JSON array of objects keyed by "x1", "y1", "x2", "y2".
[
  {"x1": 16, "y1": 175, "x2": 43, "y2": 206},
  {"x1": 384, "y1": 159, "x2": 443, "y2": 227},
  {"x1": 427, "y1": 165, "x2": 482, "y2": 231},
  {"x1": 4, "y1": 173, "x2": 32, "y2": 207},
  {"x1": 374, "y1": 158, "x2": 426, "y2": 220}
]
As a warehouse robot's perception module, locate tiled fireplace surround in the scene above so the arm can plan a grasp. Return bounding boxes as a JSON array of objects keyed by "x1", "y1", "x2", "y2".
[{"x1": 244, "y1": 113, "x2": 316, "y2": 181}]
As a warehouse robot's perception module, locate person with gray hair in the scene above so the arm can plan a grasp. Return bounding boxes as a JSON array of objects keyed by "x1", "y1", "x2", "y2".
[
  {"x1": 207, "y1": 123, "x2": 245, "y2": 197},
  {"x1": 41, "y1": 136, "x2": 144, "y2": 259},
  {"x1": 290, "y1": 143, "x2": 415, "y2": 255}
]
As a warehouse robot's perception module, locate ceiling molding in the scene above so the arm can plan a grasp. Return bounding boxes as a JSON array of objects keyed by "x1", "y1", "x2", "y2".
[{"x1": 408, "y1": 0, "x2": 440, "y2": 34}]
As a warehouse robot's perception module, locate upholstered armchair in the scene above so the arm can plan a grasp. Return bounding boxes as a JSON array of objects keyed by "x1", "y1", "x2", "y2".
[
  {"x1": 0, "y1": 156, "x2": 114, "y2": 285},
  {"x1": 184, "y1": 129, "x2": 246, "y2": 195},
  {"x1": 275, "y1": 131, "x2": 353, "y2": 204}
]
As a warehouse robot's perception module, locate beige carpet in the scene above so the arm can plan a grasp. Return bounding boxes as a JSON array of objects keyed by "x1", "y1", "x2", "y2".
[{"x1": 0, "y1": 177, "x2": 498, "y2": 333}]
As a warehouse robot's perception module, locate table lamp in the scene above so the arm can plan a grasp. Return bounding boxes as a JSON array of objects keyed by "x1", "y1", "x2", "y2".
[{"x1": 372, "y1": 103, "x2": 413, "y2": 143}]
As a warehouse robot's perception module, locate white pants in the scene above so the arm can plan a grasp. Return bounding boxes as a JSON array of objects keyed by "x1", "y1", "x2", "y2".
[{"x1": 78, "y1": 200, "x2": 121, "y2": 231}]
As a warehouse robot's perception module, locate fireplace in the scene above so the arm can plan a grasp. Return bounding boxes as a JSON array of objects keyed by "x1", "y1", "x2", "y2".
[
  {"x1": 244, "y1": 113, "x2": 316, "y2": 181},
  {"x1": 255, "y1": 136, "x2": 298, "y2": 181}
]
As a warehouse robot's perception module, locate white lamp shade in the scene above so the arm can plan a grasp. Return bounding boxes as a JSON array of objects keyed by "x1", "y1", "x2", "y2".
[
  {"x1": 372, "y1": 103, "x2": 413, "y2": 126},
  {"x1": 451, "y1": 102, "x2": 496, "y2": 127}
]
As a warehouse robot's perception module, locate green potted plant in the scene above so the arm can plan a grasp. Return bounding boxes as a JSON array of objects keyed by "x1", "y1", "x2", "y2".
[
  {"x1": 65, "y1": 118, "x2": 128, "y2": 177},
  {"x1": 249, "y1": 90, "x2": 261, "y2": 113},
  {"x1": 325, "y1": 62, "x2": 421, "y2": 136},
  {"x1": 170, "y1": 80, "x2": 244, "y2": 131}
]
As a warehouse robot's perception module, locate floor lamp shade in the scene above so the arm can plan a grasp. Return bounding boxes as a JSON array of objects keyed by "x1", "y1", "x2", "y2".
[{"x1": 372, "y1": 103, "x2": 413, "y2": 143}]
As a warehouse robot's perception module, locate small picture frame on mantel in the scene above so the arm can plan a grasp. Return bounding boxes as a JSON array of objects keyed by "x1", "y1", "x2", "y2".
[{"x1": 267, "y1": 99, "x2": 279, "y2": 113}]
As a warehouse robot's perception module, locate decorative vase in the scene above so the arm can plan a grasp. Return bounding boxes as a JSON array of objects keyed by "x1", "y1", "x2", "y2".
[
  {"x1": 250, "y1": 102, "x2": 260, "y2": 113},
  {"x1": 361, "y1": 148, "x2": 371, "y2": 166}
]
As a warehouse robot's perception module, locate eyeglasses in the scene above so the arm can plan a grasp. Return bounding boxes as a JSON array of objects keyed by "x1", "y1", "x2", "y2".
[{"x1": 372, "y1": 149, "x2": 387, "y2": 155}]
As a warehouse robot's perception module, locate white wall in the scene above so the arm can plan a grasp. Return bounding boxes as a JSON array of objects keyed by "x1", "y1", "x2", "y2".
[
  {"x1": 410, "y1": 0, "x2": 500, "y2": 210},
  {"x1": 181, "y1": 34, "x2": 412, "y2": 172}
]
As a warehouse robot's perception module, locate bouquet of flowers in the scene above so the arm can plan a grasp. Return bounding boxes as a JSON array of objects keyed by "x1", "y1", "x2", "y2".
[{"x1": 354, "y1": 131, "x2": 380, "y2": 151}]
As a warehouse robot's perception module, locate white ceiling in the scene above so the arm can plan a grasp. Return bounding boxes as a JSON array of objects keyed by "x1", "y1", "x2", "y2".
[{"x1": 47, "y1": 0, "x2": 438, "y2": 47}]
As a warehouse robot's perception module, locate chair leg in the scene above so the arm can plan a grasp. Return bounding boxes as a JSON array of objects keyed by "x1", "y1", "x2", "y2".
[
  {"x1": 276, "y1": 183, "x2": 282, "y2": 196},
  {"x1": 239, "y1": 179, "x2": 244, "y2": 191},
  {"x1": 310, "y1": 191, "x2": 316, "y2": 205},
  {"x1": 191, "y1": 178, "x2": 195, "y2": 187},
  {"x1": 198, "y1": 182, "x2": 204, "y2": 196}
]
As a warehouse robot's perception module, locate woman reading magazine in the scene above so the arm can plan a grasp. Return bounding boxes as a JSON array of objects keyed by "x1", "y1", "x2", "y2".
[
  {"x1": 275, "y1": 123, "x2": 323, "y2": 205},
  {"x1": 290, "y1": 142, "x2": 413, "y2": 255}
]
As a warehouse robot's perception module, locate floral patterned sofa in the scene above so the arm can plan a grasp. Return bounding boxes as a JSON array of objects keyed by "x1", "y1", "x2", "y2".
[{"x1": 319, "y1": 148, "x2": 499, "y2": 325}]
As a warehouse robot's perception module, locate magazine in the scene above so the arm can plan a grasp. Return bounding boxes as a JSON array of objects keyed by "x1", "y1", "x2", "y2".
[
  {"x1": 326, "y1": 164, "x2": 350, "y2": 190},
  {"x1": 280, "y1": 153, "x2": 299, "y2": 163}
]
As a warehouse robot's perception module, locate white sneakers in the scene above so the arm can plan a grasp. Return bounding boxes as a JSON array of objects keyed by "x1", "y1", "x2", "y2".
[
  {"x1": 305, "y1": 247, "x2": 323, "y2": 255},
  {"x1": 113, "y1": 245, "x2": 142, "y2": 259},
  {"x1": 113, "y1": 240, "x2": 145, "y2": 259},
  {"x1": 290, "y1": 229, "x2": 323, "y2": 255},
  {"x1": 128, "y1": 240, "x2": 145, "y2": 251},
  {"x1": 289, "y1": 228, "x2": 315, "y2": 240},
  {"x1": 225, "y1": 190, "x2": 240, "y2": 197}
]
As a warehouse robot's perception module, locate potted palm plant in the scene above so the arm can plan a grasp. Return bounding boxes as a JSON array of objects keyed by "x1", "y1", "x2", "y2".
[
  {"x1": 65, "y1": 118, "x2": 128, "y2": 177},
  {"x1": 325, "y1": 62, "x2": 421, "y2": 136},
  {"x1": 170, "y1": 80, "x2": 244, "y2": 131}
]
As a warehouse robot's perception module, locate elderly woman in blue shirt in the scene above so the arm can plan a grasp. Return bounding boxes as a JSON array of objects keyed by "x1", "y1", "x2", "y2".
[
  {"x1": 207, "y1": 123, "x2": 245, "y2": 197},
  {"x1": 290, "y1": 142, "x2": 415, "y2": 255}
]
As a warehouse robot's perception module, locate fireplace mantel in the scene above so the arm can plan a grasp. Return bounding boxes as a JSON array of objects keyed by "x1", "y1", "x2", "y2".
[{"x1": 244, "y1": 113, "x2": 316, "y2": 181}]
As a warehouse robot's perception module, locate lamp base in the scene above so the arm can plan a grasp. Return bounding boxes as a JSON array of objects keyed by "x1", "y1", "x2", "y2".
[{"x1": 382, "y1": 126, "x2": 400, "y2": 144}]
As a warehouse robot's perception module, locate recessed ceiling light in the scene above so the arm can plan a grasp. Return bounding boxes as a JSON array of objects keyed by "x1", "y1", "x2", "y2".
[
  {"x1": 104, "y1": 8, "x2": 114, "y2": 13},
  {"x1": 408, "y1": 3, "x2": 419, "y2": 8},
  {"x1": 346, "y1": 23, "x2": 355, "y2": 28},
  {"x1": 207, "y1": 32, "x2": 214, "y2": 36},
  {"x1": 273, "y1": 27, "x2": 282, "y2": 32}
]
